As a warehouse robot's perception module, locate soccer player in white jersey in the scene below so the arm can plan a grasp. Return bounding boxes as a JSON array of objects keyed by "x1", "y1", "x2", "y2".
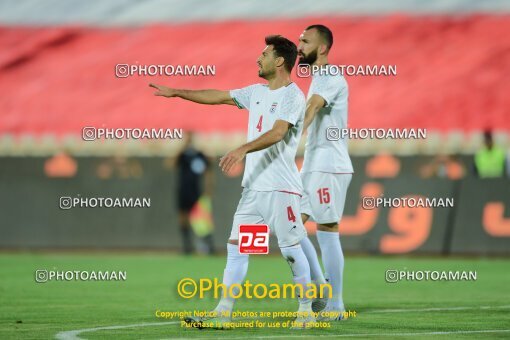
[
  {"x1": 150, "y1": 35, "x2": 316, "y2": 329},
  {"x1": 296, "y1": 25, "x2": 354, "y2": 321}
]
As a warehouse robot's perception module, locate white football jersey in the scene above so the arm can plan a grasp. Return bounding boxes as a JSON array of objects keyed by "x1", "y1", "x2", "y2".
[
  {"x1": 230, "y1": 82, "x2": 305, "y2": 194},
  {"x1": 301, "y1": 66, "x2": 354, "y2": 174}
]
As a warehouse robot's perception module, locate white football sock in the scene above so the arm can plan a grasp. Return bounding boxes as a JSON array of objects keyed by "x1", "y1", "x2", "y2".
[
  {"x1": 215, "y1": 243, "x2": 249, "y2": 313},
  {"x1": 280, "y1": 244, "x2": 313, "y2": 311},
  {"x1": 316, "y1": 230, "x2": 345, "y2": 311},
  {"x1": 300, "y1": 236, "x2": 326, "y2": 284}
]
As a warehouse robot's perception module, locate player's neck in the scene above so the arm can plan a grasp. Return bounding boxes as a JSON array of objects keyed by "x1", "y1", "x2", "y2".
[
  {"x1": 267, "y1": 73, "x2": 292, "y2": 90},
  {"x1": 313, "y1": 56, "x2": 329, "y2": 67}
]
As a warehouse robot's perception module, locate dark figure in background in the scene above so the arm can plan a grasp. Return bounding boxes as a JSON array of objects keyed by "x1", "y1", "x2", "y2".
[
  {"x1": 419, "y1": 154, "x2": 465, "y2": 180},
  {"x1": 176, "y1": 132, "x2": 214, "y2": 254},
  {"x1": 474, "y1": 130, "x2": 506, "y2": 178}
]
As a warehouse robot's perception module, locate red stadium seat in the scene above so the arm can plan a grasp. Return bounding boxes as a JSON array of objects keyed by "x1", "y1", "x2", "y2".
[{"x1": 0, "y1": 15, "x2": 509, "y2": 136}]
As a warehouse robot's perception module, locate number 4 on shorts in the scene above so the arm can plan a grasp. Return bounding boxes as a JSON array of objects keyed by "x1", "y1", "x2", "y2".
[{"x1": 287, "y1": 206, "x2": 296, "y2": 222}]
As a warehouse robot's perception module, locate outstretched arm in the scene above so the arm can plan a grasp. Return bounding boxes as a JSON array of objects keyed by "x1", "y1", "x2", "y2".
[
  {"x1": 219, "y1": 120, "x2": 291, "y2": 173},
  {"x1": 149, "y1": 83, "x2": 235, "y2": 105}
]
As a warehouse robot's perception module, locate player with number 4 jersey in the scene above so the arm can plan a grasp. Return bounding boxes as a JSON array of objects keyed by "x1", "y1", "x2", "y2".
[{"x1": 150, "y1": 35, "x2": 316, "y2": 329}]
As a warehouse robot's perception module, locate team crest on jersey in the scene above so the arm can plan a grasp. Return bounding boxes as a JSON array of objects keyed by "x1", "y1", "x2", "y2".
[{"x1": 269, "y1": 102, "x2": 278, "y2": 113}]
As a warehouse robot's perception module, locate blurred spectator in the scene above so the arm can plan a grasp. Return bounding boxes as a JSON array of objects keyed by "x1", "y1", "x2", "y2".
[
  {"x1": 507, "y1": 150, "x2": 510, "y2": 178},
  {"x1": 175, "y1": 132, "x2": 215, "y2": 255},
  {"x1": 419, "y1": 155, "x2": 465, "y2": 180},
  {"x1": 366, "y1": 152, "x2": 400, "y2": 178},
  {"x1": 44, "y1": 151, "x2": 77, "y2": 178},
  {"x1": 474, "y1": 131, "x2": 506, "y2": 178},
  {"x1": 96, "y1": 155, "x2": 143, "y2": 179}
]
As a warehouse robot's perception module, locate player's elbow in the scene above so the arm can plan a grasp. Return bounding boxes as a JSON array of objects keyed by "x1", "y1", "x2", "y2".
[
  {"x1": 272, "y1": 126, "x2": 288, "y2": 142},
  {"x1": 306, "y1": 103, "x2": 321, "y2": 119}
]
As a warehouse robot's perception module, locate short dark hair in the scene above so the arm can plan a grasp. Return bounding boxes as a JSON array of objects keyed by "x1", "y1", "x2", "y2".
[
  {"x1": 483, "y1": 130, "x2": 493, "y2": 141},
  {"x1": 306, "y1": 24, "x2": 333, "y2": 50},
  {"x1": 264, "y1": 35, "x2": 298, "y2": 73}
]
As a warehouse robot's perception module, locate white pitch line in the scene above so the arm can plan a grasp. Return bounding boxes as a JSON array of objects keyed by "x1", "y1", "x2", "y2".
[
  {"x1": 55, "y1": 321, "x2": 179, "y2": 340},
  {"x1": 55, "y1": 305, "x2": 510, "y2": 340}
]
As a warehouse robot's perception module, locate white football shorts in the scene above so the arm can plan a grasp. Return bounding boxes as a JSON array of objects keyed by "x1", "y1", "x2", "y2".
[
  {"x1": 229, "y1": 188, "x2": 307, "y2": 247},
  {"x1": 300, "y1": 172, "x2": 352, "y2": 224}
]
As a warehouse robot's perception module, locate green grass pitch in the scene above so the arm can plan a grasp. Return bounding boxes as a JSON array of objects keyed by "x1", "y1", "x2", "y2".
[{"x1": 1, "y1": 253, "x2": 509, "y2": 339}]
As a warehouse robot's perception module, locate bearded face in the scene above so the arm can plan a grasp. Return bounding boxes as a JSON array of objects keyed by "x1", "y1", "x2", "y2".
[{"x1": 298, "y1": 48, "x2": 318, "y2": 66}]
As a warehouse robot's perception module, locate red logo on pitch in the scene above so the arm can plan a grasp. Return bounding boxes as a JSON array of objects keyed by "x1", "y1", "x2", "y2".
[{"x1": 239, "y1": 224, "x2": 269, "y2": 254}]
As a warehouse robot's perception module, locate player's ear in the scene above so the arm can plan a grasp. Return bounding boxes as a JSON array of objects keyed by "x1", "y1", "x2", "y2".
[
  {"x1": 275, "y1": 56, "x2": 285, "y2": 69},
  {"x1": 319, "y1": 44, "x2": 328, "y2": 55}
]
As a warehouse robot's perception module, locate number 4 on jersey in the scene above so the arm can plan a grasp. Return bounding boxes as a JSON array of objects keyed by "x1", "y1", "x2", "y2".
[{"x1": 256, "y1": 115, "x2": 263, "y2": 132}]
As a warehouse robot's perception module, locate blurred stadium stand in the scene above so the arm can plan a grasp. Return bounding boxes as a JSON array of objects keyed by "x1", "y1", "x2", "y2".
[
  {"x1": 0, "y1": 1, "x2": 509, "y2": 156},
  {"x1": 1, "y1": 0, "x2": 510, "y2": 25}
]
